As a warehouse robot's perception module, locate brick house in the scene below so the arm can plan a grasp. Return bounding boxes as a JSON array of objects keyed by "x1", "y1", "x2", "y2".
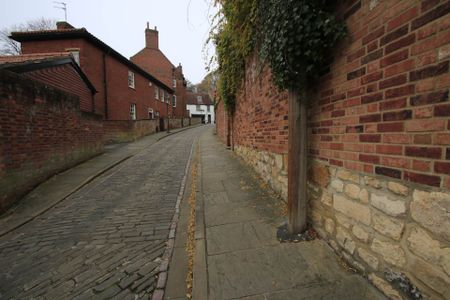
[
  {"x1": 131, "y1": 23, "x2": 188, "y2": 119},
  {"x1": 186, "y1": 91, "x2": 215, "y2": 124},
  {"x1": 11, "y1": 21, "x2": 174, "y2": 121},
  {"x1": 216, "y1": 1, "x2": 450, "y2": 298},
  {"x1": 0, "y1": 52, "x2": 96, "y2": 112}
]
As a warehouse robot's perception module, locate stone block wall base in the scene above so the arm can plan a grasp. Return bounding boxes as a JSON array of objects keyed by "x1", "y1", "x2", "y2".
[{"x1": 232, "y1": 144, "x2": 450, "y2": 299}]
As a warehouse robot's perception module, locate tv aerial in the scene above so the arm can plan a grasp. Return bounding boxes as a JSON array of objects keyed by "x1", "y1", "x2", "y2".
[{"x1": 53, "y1": 2, "x2": 68, "y2": 21}]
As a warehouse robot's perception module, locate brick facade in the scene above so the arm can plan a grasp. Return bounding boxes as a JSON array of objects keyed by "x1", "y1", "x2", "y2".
[
  {"x1": 25, "y1": 63, "x2": 95, "y2": 112},
  {"x1": 131, "y1": 24, "x2": 188, "y2": 118},
  {"x1": 216, "y1": 1, "x2": 450, "y2": 298},
  {"x1": 0, "y1": 53, "x2": 96, "y2": 113},
  {"x1": 12, "y1": 23, "x2": 173, "y2": 120}
]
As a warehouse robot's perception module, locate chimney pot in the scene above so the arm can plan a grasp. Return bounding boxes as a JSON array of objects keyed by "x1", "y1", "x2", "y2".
[{"x1": 146, "y1": 22, "x2": 149, "y2": 29}]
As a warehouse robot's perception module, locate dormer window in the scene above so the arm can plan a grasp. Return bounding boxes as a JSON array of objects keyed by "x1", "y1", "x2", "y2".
[{"x1": 128, "y1": 71, "x2": 135, "y2": 89}]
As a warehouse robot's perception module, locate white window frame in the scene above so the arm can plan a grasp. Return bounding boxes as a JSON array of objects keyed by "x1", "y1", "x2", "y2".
[
  {"x1": 130, "y1": 103, "x2": 136, "y2": 120},
  {"x1": 207, "y1": 105, "x2": 210, "y2": 112},
  {"x1": 155, "y1": 87, "x2": 159, "y2": 100},
  {"x1": 148, "y1": 108, "x2": 154, "y2": 119},
  {"x1": 173, "y1": 79, "x2": 177, "y2": 88},
  {"x1": 128, "y1": 71, "x2": 135, "y2": 89},
  {"x1": 172, "y1": 95, "x2": 177, "y2": 107}
]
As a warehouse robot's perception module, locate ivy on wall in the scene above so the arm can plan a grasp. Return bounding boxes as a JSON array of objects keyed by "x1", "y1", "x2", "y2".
[
  {"x1": 212, "y1": 0, "x2": 346, "y2": 108},
  {"x1": 212, "y1": 0, "x2": 258, "y2": 109}
]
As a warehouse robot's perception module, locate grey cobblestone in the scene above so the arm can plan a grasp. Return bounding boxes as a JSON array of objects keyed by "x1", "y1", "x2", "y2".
[{"x1": 0, "y1": 126, "x2": 206, "y2": 299}]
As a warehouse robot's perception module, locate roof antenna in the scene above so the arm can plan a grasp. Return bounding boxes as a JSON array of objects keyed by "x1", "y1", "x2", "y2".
[{"x1": 54, "y1": 2, "x2": 68, "y2": 21}]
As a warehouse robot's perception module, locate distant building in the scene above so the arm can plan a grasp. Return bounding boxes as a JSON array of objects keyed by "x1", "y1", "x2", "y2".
[
  {"x1": 131, "y1": 23, "x2": 188, "y2": 119},
  {"x1": 10, "y1": 21, "x2": 173, "y2": 121},
  {"x1": 0, "y1": 52, "x2": 96, "y2": 112},
  {"x1": 186, "y1": 92, "x2": 214, "y2": 123}
]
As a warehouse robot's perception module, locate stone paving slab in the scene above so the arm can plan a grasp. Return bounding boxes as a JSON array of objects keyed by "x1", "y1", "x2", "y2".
[
  {"x1": 206, "y1": 221, "x2": 279, "y2": 255},
  {"x1": 204, "y1": 202, "x2": 260, "y2": 226},
  {"x1": 194, "y1": 128, "x2": 387, "y2": 300}
]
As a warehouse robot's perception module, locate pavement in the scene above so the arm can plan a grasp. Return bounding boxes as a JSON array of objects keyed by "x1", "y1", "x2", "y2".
[
  {"x1": 0, "y1": 124, "x2": 207, "y2": 299},
  {"x1": 165, "y1": 127, "x2": 387, "y2": 300}
]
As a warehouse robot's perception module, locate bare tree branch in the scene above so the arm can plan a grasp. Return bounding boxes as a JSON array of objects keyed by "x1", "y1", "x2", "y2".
[{"x1": 0, "y1": 18, "x2": 56, "y2": 55}]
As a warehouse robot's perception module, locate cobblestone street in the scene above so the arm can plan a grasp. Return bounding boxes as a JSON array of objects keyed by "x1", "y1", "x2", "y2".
[{"x1": 0, "y1": 125, "x2": 208, "y2": 299}]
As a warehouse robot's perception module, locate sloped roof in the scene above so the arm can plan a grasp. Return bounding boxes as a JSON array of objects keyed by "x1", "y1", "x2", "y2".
[
  {"x1": 11, "y1": 28, "x2": 173, "y2": 93},
  {"x1": 0, "y1": 53, "x2": 97, "y2": 93},
  {"x1": 0, "y1": 52, "x2": 68, "y2": 64},
  {"x1": 186, "y1": 92, "x2": 214, "y2": 105}
]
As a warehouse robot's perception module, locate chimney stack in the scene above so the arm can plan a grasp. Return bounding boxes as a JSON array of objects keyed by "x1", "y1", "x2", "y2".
[
  {"x1": 145, "y1": 22, "x2": 158, "y2": 49},
  {"x1": 56, "y1": 21, "x2": 75, "y2": 30}
]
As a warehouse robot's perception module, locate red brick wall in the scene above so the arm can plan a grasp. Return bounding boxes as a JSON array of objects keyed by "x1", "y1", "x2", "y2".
[
  {"x1": 0, "y1": 70, "x2": 104, "y2": 212},
  {"x1": 20, "y1": 38, "x2": 172, "y2": 120},
  {"x1": 216, "y1": 100, "x2": 229, "y2": 145},
  {"x1": 232, "y1": 57, "x2": 289, "y2": 154},
  {"x1": 103, "y1": 119, "x2": 160, "y2": 144},
  {"x1": 217, "y1": 0, "x2": 450, "y2": 189},
  {"x1": 25, "y1": 63, "x2": 94, "y2": 112},
  {"x1": 212, "y1": 3, "x2": 450, "y2": 296},
  {"x1": 309, "y1": 0, "x2": 450, "y2": 188}
]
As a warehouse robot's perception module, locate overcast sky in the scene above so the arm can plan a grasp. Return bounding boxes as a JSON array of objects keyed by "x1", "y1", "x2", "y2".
[{"x1": 0, "y1": 0, "x2": 217, "y2": 84}]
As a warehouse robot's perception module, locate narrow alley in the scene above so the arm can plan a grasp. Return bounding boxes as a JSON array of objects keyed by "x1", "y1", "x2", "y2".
[{"x1": 2, "y1": 1, "x2": 450, "y2": 299}]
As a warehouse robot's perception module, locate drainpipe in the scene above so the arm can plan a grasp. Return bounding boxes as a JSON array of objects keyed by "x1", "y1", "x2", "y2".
[{"x1": 102, "y1": 52, "x2": 109, "y2": 119}]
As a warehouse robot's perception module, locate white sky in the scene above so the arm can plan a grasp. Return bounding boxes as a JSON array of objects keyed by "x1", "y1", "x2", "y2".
[{"x1": 0, "y1": 0, "x2": 217, "y2": 84}]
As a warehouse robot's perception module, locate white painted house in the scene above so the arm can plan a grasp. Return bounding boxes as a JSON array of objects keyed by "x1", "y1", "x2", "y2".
[{"x1": 186, "y1": 92, "x2": 215, "y2": 124}]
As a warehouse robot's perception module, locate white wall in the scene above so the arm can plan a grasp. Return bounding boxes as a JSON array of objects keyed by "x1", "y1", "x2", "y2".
[{"x1": 187, "y1": 104, "x2": 215, "y2": 123}]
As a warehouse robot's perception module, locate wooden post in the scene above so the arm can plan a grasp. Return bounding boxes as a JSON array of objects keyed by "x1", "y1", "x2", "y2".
[
  {"x1": 287, "y1": 88, "x2": 307, "y2": 234},
  {"x1": 230, "y1": 110, "x2": 234, "y2": 151},
  {"x1": 226, "y1": 110, "x2": 231, "y2": 147}
]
